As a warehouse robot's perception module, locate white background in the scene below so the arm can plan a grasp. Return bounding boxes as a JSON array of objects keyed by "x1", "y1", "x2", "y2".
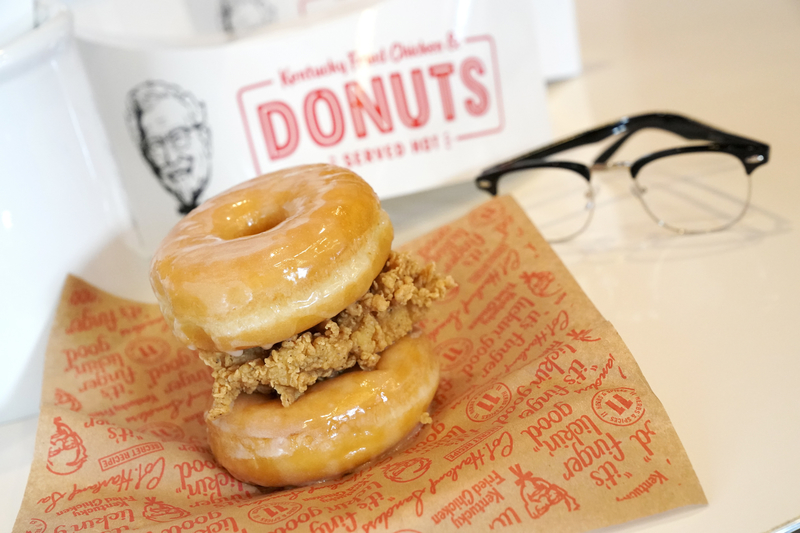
[{"x1": 4, "y1": 0, "x2": 800, "y2": 532}]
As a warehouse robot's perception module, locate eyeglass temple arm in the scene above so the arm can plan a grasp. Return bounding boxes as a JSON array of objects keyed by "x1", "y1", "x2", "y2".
[
  {"x1": 480, "y1": 122, "x2": 620, "y2": 175},
  {"x1": 592, "y1": 113, "x2": 770, "y2": 165},
  {"x1": 480, "y1": 113, "x2": 769, "y2": 175}
]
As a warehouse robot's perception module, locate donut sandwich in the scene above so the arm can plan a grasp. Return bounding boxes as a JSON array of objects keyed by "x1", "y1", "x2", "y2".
[{"x1": 150, "y1": 164, "x2": 454, "y2": 487}]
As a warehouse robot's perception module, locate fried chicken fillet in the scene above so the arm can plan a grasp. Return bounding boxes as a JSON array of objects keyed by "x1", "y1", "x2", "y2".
[{"x1": 200, "y1": 252, "x2": 454, "y2": 420}]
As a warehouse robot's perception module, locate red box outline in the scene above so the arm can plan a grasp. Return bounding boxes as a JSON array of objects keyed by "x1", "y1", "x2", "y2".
[
  {"x1": 237, "y1": 79, "x2": 274, "y2": 176},
  {"x1": 97, "y1": 442, "x2": 164, "y2": 471},
  {"x1": 455, "y1": 34, "x2": 506, "y2": 142},
  {"x1": 236, "y1": 34, "x2": 506, "y2": 175}
]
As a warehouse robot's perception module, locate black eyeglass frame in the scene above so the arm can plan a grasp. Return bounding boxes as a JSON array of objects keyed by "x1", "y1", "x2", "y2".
[{"x1": 475, "y1": 112, "x2": 770, "y2": 195}]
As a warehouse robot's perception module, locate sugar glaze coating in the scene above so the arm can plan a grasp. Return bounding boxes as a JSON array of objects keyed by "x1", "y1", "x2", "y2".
[
  {"x1": 206, "y1": 335, "x2": 439, "y2": 487},
  {"x1": 150, "y1": 164, "x2": 393, "y2": 352}
]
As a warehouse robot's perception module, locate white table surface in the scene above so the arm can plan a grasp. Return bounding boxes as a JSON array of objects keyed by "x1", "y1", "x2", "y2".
[{"x1": 4, "y1": 0, "x2": 800, "y2": 531}]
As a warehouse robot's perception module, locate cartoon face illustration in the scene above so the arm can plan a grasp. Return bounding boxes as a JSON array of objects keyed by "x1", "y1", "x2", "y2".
[
  {"x1": 220, "y1": 0, "x2": 277, "y2": 34},
  {"x1": 382, "y1": 457, "x2": 432, "y2": 483},
  {"x1": 522, "y1": 478, "x2": 565, "y2": 518},
  {"x1": 25, "y1": 518, "x2": 47, "y2": 533},
  {"x1": 46, "y1": 417, "x2": 88, "y2": 475},
  {"x1": 520, "y1": 270, "x2": 560, "y2": 298},
  {"x1": 142, "y1": 497, "x2": 190, "y2": 522},
  {"x1": 126, "y1": 80, "x2": 212, "y2": 214},
  {"x1": 508, "y1": 464, "x2": 579, "y2": 519},
  {"x1": 54, "y1": 388, "x2": 82, "y2": 412}
]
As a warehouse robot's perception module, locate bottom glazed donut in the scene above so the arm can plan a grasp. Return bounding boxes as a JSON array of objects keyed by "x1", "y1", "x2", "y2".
[{"x1": 206, "y1": 334, "x2": 440, "y2": 487}]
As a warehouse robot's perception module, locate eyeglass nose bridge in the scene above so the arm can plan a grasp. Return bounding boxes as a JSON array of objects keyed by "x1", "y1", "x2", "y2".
[
  {"x1": 590, "y1": 160, "x2": 651, "y2": 201},
  {"x1": 590, "y1": 160, "x2": 633, "y2": 172}
]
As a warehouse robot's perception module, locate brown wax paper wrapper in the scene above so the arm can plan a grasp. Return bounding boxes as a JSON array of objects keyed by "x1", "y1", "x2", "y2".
[{"x1": 14, "y1": 196, "x2": 705, "y2": 533}]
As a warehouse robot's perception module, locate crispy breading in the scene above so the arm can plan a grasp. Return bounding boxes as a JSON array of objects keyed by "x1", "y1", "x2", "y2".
[{"x1": 200, "y1": 252, "x2": 454, "y2": 419}]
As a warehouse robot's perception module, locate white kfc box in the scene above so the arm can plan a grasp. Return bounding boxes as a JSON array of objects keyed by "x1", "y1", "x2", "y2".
[{"x1": 76, "y1": 0, "x2": 551, "y2": 253}]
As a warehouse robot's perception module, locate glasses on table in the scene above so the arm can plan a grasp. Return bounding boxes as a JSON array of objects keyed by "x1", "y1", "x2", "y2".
[{"x1": 475, "y1": 112, "x2": 770, "y2": 242}]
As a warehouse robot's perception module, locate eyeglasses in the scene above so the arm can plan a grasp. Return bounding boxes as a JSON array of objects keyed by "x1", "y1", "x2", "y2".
[
  {"x1": 475, "y1": 112, "x2": 770, "y2": 242},
  {"x1": 144, "y1": 124, "x2": 203, "y2": 164}
]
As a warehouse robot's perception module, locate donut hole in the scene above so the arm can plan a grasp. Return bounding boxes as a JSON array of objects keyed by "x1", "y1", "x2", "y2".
[{"x1": 213, "y1": 201, "x2": 289, "y2": 240}]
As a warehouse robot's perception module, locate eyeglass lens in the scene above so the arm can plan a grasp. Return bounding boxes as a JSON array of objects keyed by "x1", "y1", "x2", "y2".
[
  {"x1": 146, "y1": 126, "x2": 195, "y2": 163},
  {"x1": 496, "y1": 167, "x2": 594, "y2": 242},
  {"x1": 634, "y1": 151, "x2": 751, "y2": 233}
]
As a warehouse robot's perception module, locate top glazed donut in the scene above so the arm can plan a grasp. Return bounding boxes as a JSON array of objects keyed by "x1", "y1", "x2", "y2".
[{"x1": 150, "y1": 164, "x2": 393, "y2": 353}]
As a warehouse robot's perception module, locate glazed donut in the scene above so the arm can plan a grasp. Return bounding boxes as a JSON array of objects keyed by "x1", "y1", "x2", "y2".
[
  {"x1": 150, "y1": 164, "x2": 393, "y2": 353},
  {"x1": 206, "y1": 334, "x2": 440, "y2": 487}
]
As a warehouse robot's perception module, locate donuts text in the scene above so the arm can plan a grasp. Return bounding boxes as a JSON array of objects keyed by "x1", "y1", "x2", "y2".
[{"x1": 258, "y1": 57, "x2": 490, "y2": 160}]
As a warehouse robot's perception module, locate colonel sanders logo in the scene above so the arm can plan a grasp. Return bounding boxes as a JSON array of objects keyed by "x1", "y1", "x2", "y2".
[
  {"x1": 54, "y1": 388, "x2": 81, "y2": 412},
  {"x1": 508, "y1": 464, "x2": 579, "y2": 519},
  {"x1": 142, "y1": 497, "x2": 190, "y2": 522},
  {"x1": 126, "y1": 80, "x2": 212, "y2": 214},
  {"x1": 47, "y1": 417, "x2": 88, "y2": 475},
  {"x1": 382, "y1": 457, "x2": 432, "y2": 483}
]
